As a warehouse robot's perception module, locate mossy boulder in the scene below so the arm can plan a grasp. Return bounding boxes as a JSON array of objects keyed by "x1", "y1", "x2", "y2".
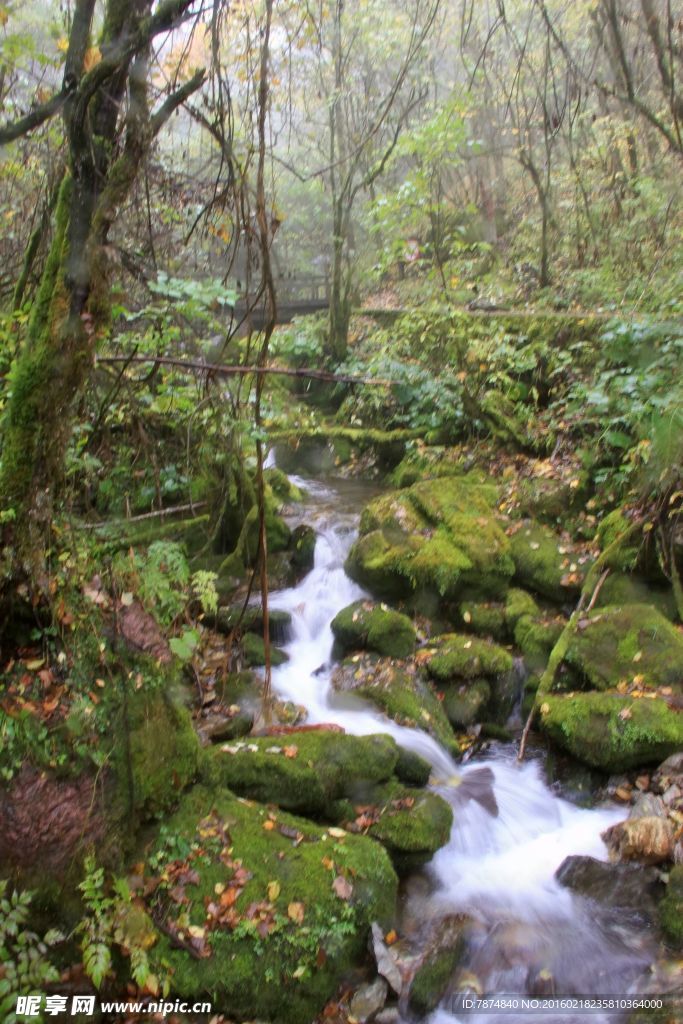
[
  {"x1": 504, "y1": 587, "x2": 540, "y2": 626},
  {"x1": 458, "y1": 600, "x2": 507, "y2": 640},
  {"x1": 289, "y1": 524, "x2": 316, "y2": 574},
  {"x1": 147, "y1": 786, "x2": 398, "y2": 1023},
  {"x1": 346, "y1": 476, "x2": 513, "y2": 601},
  {"x1": 596, "y1": 509, "x2": 641, "y2": 572},
  {"x1": 408, "y1": 916, "x2": 468, "y2": 1015},
  {"x1": 365, "y1": 784, "x2": 453, "y2": 874},
  {"x1": 423, "y1": 633, "x2": 514, "y2": 682},
  {"x1": 510, "y1": 521, "x2": 585, "y2": 600},
  {"x1": 394, "y1": 746, "x2": 432, "y2": 787},
  {"x1": 442, "y1": 680, "x2": 491, "y2": 729},
  {"x1": 115, "y1": 679, "x2": 200, "y2": 820},
  {"x1": 204, "y1": 730, "x2": 399, "y2": 817},
  {"x1": 514, "y1": 614, "x2": 565, "y2": 671},
  {"x1": 563, "y1": 604, "x2": 683, "y2": 691},
  {"x1": 539, "y1": 692, "x2": 683, "y2": 772},
  {"x1": 516, "y1": 474, "x2": 587, "y2": 523},
  {"x1": 241, "y1": 632, "x2": 289, "y2": 668},
  {"x1": 594, "y1": 572, "x2": 678, "y2": 621},
  {"x1": 331, "y1": 600, "x2": 416, "y2": 659},
  {"x1": 659, "y1": 865, "x2": 683, "y2": 948},
  {"x1": 264, "y1": 466, "x2": 304, "y2": 503},
  {"x1": 332, "y1": 655, "x2": 459, "y2": 755},
  {"x1": 214, "y1": 604, "x2": 292, "y2": 645}
]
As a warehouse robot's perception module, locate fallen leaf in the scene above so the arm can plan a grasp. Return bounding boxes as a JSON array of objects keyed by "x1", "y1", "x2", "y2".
[
  {"x1": 262, "y1": 820, "x2": 276, "y2": 831},
  {"x1": 328, "y1": 827, "x2": 346, "y2": 838},
  {"x1": 332, "y1": 875, "x2": 353, "y2": 900},
  {"x1": 288, "y1": 901, "x2": 305, "y2": 923},
  {"x1": 267, "y1": 881, "x2": 281, "y2": 901},
  {"x1": 283, "y1": 745, "x2": 298, "y2": 759},
  {"x1": 618, "y1": 706, "x2": 633, "y2": 720}
]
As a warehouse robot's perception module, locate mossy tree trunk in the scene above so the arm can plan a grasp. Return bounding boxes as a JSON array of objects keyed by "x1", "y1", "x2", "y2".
[{"x1": 0, "y1": 0, "x2": 205, "y2": 587}]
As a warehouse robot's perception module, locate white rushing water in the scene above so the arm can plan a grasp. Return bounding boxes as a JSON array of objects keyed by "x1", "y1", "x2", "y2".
[{"x1": 266, "y1": 473, "x2": 655, "y2": 1023}]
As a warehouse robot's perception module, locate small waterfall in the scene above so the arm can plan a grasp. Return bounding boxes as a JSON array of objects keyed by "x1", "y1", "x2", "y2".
[{"x1": 265, "y1": 473, "x2": 656, "y2": 1022}]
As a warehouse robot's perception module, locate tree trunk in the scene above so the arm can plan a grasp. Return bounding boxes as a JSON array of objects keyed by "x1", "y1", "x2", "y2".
[{"x1": 0, "y1": 0, "x2": 204, "y2": 587}]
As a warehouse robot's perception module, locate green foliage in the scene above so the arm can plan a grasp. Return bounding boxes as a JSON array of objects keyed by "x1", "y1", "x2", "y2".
[
  {"x1": 0, "y1": 880, "x2": 63, "y2": 1023},
  {"x1": 191, "y1": 570, "x2": 219, "y2": 615},
  {"x1": 77, "y1": 856, "x2": 159, "y2": 993},
  {"x1": 114, "y1": 541, "x2": 190, "y2": 625}
]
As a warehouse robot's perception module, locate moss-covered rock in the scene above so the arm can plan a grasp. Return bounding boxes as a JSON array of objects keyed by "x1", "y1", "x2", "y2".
[
  {"x1": 241, "y1": 632, "x2": 289, "y2": 668},
  {"x1": 408, "y1": 916, "x2": 468, "y2": 1015},
  {"x1": 331, "y1": 600, "x2": 416, "y2": 658},
  {"x1": 504, "y1": 587, "x2": 540, "y2": 626},
  {"x1": 264, "y1": 466, "x2": 304, "y2": 503},
  {"x1": 204, "y1": 730, "x2": 399, "y2": 817},
  {"x1": 596, "y1": 509, "x2": 641, "y2": 572},
  {"x1": 114, "y1": 677, "x2": 200, "y2": 820},
  {"x1": 394, "y1": 746, "x2": 432, "y2": 787},
  {"x1": 147, "y1": 786, "x2": 398, "y2": 1023},
  {"x1": 510, "y1": 521, "x2": 585, "y2": 600},
  {"x1": 539, "y1": 692, "x2": 683, "y2": 772},
  {"x1": 289, "y1": 524, "x2": 316, "y2": 574},
  {"x1": 563, "y1": 604, "x2": 683, "y2": 691},
  {"x1": 659, "y1": 865, "x2": 683, "y2": 948},
  {"x1": 366, "y1": 784, "x2": 453, "y2": 874},
  {"x1": 346, "y1": 476, "x2": 513, "y2": 601},
  {"x1": 214, "y1": 604, "x2": 292, "y2": 644},
  {"x1": 332, "y1": 655, "x2": 459, "y2": 755},
  {"x1": 423, "y1": 633, "x2": 514, "y2": 682},
  {"x1": 514, "y1": 614, "x2": 565, "y2": 671},
  {"x1": 594, "y1": 573, "x2": 678, "y2": 621},
  {"x1": 516, "y1": 474, "x2": 587, "y2": 523},
  {"x1": 458, "y1": 600, "x2": 507, "y2": 640},
  {"x1": 442, "y1": 680, "x2": 491, "y2": 729}
]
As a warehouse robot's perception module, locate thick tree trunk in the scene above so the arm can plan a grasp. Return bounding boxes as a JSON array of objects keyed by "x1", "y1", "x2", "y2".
[{"x1": 0, "y1": 0, "x2": 203, "y2": 587}]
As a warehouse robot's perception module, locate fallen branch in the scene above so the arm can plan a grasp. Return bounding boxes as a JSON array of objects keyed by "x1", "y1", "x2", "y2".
[
  {"x1": 96, "y1": 354, "x2": 390, "y2": 386},
  {"x1": 77, "y1": 501, "x2": 207, "y2": 530}
]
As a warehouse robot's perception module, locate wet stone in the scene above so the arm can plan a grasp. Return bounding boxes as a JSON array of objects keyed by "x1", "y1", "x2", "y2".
[{"x1": 349, "y1": 977, "x2": 388, "y2": 1022}]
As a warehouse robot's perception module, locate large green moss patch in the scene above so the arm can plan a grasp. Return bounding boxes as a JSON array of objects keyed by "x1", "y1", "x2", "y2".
[
  {"x1": 539, "y1": 691, "x2": 683, "y2": 772},
  {"x1": 146, "y1": 786, "x2": 398, "y2": 1022}
]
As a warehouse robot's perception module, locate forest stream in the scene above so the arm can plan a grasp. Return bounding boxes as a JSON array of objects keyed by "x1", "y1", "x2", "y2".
[{"x1": 265, "y1": 460, "x2": 669, "y2": 1024}]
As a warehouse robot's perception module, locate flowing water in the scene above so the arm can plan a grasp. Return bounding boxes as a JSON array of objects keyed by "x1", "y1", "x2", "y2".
[{"x1": 265, "y1": 471, "x2": 660, "y2": 1023}]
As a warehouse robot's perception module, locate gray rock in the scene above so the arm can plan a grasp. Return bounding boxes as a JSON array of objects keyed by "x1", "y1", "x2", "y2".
[
  {"x1": 556, "y1": 854, "x2": 664, "y2": 923},
  {"x1": 371, "y1": 922, "x2": 403, "y2": 996},
  {"x1": 349, "y1": 978, "x2": 388, "y2": 1022},
  {"x1": 374, "y1": 1010, "x2": 400, "y2": 1024},
  {"x1": 629, "y1": 793, "x2": 667, "y2": 819}
]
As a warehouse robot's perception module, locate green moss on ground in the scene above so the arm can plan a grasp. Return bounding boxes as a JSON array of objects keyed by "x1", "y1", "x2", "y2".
[
  {"x1": 147, "y1": 786, "x2": 398, "y2": 1023},
  {"x1": 563, "y1": 604, "x2": 683, "y2": 691},
  {"x1": 204, "y1": 730, "x2": 399, "y2": 817},
  {"x1": 539, "y1": 691, "x2": 683, "y2": 772},
  {"x1": 331, "y1": 599, "x2": 416, "y2": 658},
  {"x1": 289, "y1": 524, "x2": 316, "y2": 573},
  {"x1": 424, "y1": 634, "x2": 514, "y2": 682}
]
